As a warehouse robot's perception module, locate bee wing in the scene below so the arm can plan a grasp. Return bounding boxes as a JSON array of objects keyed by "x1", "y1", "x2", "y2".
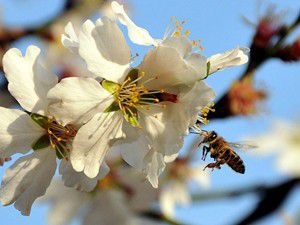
[{"x1": 228, "y1": 142, "x2": 257, "y2": 151}]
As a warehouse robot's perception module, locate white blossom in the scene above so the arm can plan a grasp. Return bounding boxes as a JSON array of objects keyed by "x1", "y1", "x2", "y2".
[
  {"x1": 41, "y1": 169, "x2": 160, "y2": 225},
  {"x1": 48, "y1": 9, "x2": 215, "y2": 187},
  {"x1": 254, "y1": 120, "x2": 300, "y2": 177},
  {"x1": 0, "y1": 46, "x2": 105, "y2": 215},
  {"x1": 160, "y1": 161, "x2": 210, "y2": 218}
]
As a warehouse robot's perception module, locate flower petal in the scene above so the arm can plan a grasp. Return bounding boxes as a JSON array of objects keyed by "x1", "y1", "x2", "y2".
[
  {"x1": 186, "y1": 53, "x2": 207, "y2": 80},
  {"x1": 144, "y1": 150, "x2": 165, "y2": 188},
  {"x1": 78, "y1": 18, "x2": 131, "y2": 83},
  {"x1": 59, "y1": 159, "x2": 110, "y2": 192},
  {"x1": 160, "y1": 181, "x2": 190, "y2": 218},
  {"x1": 191, "y1": 165, "x2": 210, "y2": 188},
  {"x1": 208, "y1": 47, "x2": 249, "y2": 74},
  {"x1": 139, "y1": 46, "x2": 203, "y2": 89},
  {"x1": 0, "y1": 149, "x2": 56, "y2": 215},
  {"x1": 61, "y1": 22, "x2": 79, "y2": 53},
  {"x1": 161, "y1": 36, "x2": 192, "y2": 58},
  {"x1": 111, "y1": 1, "x2": 157, "y2": 46},
  {"x1": 41, "y1": 180, "x2": 89, "y2": 225},
  {"x1": 82, "y1": 190, "x2": 136, "y2": 225},
  {"x1": 119, "y1": 134, "x2": 149, "y2": 171},
  {"x1": 47, "y1": 77, "x2": 113, "y2": 125},
  {"x1": 3, "y1": 46, "x2": 58, "y2": 115},
  {"x1": 0, "y1": 107, "x2": 45, "y2": 158},
  {"x1": 161, "y1": 81, "x2": 215, "y2": 156},
  {"x1": 71, "y1": 112, "x2": 124, "y2": 178}
]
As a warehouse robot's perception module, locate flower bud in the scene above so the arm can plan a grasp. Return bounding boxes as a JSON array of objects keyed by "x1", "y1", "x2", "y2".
[
  {"x1": 228, "y1": 78, "x2": 267, "y2": 115},
  {"x1": 275, "y1": 37, "x2": 300, "y2": 62}
]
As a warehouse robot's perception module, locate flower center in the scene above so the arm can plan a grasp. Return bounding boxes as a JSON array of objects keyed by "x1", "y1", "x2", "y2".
[
  {"x1": 228, "y1": 78, "x2": 266, "y2": 115},
  {"x1": 103, "y1": 69, "x2": 178, "y2": 127},
  {"x1": 30, "y1": 113, "x2": 77, "y2": 159}
]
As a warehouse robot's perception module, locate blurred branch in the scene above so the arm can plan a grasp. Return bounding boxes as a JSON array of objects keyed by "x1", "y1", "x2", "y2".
[
  {"x1": 206, "y1": 11, "x2": 300, "y2": 121},
  {"x1": 192, "y1": 178, "x2": 300, "y2": 225},
  {"x1": 234, "y1": 178, "x2": 300, "y2": 225}
]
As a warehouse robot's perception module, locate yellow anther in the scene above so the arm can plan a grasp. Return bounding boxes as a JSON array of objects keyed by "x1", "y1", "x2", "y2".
[
  {"x1": 173, "y1": 30, "x2": 181, "y2": 37},
  {"x1": 146, "y1": 106, "x2": 150, "y2": 110},
  {"x1": 160, "y1": 89, "x2": 165, "y2": 93},
  {"x1": 57, "y1": 138, "x2": 62, "y2": 142},
  {"x1": 155, "y1": 98, "x2": 159, "y2": 103},
  {"x1": 48, "y1": 130, "x2": 53, "y2": 134},
  {"x1": 185, "y1": 30, "x2": 190, "y2": 36}
]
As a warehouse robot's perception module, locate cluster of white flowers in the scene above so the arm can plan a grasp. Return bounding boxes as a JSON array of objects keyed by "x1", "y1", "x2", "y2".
[{"x1": 0, "y1": 1, "x2": 248, "y2": 217}]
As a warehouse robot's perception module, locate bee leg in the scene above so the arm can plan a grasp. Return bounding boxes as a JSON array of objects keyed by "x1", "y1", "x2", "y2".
[
  {"x1": 204, "y1": 161, "x2": 222, "y2": 172},
  {"x1": 204, "y1": 162, "x2": 218, "y2": 171},
  {"x1": 202, "y1": 146, "x2": 210, "y2": 161}
]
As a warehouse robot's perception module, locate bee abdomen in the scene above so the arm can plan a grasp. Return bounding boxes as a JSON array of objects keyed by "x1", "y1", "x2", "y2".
[{"x1": 227, "y1": 155, "x2": 245, "y2": 174}]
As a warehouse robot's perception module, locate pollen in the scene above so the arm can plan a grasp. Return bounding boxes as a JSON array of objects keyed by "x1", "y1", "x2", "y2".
[
  {"x1": 114, "y1": 69, "x2": 178, "y2": 127},
  {"x1": 46, "y1": 119, "x2": 77, "y2": 159},
  {"x1": 185, "y1": 30, "x2": 190, "y2": 36}
]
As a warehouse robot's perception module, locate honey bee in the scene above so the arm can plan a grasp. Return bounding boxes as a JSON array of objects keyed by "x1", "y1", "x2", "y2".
[{"x1": 199, "y1": 131, "x2": 255, "y2": 174}]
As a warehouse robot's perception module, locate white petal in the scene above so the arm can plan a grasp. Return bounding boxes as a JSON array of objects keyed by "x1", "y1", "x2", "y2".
[
  {"x1": 78, "y1": 18, "x2": 131, "y2": 83},
  {"x1": 186, "y1": 53, "x2": 207, "y2": 80},
  {"x1": 139, "y1": 46, "x2": 202, "y2": 89},
  {"x1": 160, "y1": 81, "x2": 215, "y2": 157},
  {"x1": 277, "y1": 151, "x2": 300, "y2": 177},
  {"x1": 111, "y1": 1, "x2": 157, "y2": 46},
  {"x1": 0, "y1": 149, "x2": 56, "y2": 215},
  {"x1": 208, "y1": 47, "x2": 249, "y2": 74},
  {"x1": 83, "y1": 190, "x2": 136, "y2": 225},
  {"x1": 0, "y1": 107, "x2": 45, "y2": 158},
  {"x1": 144, "y1": 150, "x2": 166, "y2": 188},
  {"x1": 160, "y1": 181, "x2": 190, "y2": 218},
  {"x1": 161, "y1": 36, "x2": 192, "y2": 58},
  {"x1": 41, "y1": 180, "x2": 89, "y2": 225},
  {"x1": 118, "y1": 124, "x2": 149, "y2": 170},
  {"x1": 162, "y1": 37, "x2": 207, "y2": 80},
  {"x1": 61, "y1": 22, "x2": 79, "y2": 53},
  {"x1": 191, "y1": 165, "x2": 210, "y2": 188},
  {"x1": 47, "y1": 77, "x2": 113, "y2": 125},
  {"x1": 3, "y1": 46, "x2": 58, "y2": 114},
  {"x1": 71, "y1": 112, "x2": 124, "y2": 178},
  {"x1": 59, "y1": 159, "x2": 110, "y2": 192}
]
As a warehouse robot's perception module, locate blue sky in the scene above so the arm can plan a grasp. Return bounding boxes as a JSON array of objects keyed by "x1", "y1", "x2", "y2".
[{"x1": 0, "y1": 0, "x2": 299, "y2": 225}]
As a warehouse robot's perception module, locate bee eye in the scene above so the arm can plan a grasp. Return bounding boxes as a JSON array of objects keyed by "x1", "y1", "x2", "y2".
[{"x1": 211, "y1": 131, "x2": 217, "y2": 138}]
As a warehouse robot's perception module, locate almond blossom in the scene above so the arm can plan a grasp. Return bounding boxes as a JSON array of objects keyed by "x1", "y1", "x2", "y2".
[
  {"x1": 254, "y1": 120, "x2": 300, "y2": 177},
  {"x1": 111, "y1": 1, "x2": 249, "y2": 76},
  {"x1": 159, "y1": 159, "x2": 210, "y2": 218},
  {"x1": 0, "y1": 46, "x2": 108, "y2": 215},
  {"x1": 48, "y1": 2, "x2": 216, "y2": 188},
  {"x1": 41, "y1": 169, "x2": 160, "y2": 225}
]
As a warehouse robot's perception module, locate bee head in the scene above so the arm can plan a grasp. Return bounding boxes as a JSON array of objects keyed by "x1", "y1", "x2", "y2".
[{"x1": 204, "y1": 131, "x2": 218, "y2": 142}]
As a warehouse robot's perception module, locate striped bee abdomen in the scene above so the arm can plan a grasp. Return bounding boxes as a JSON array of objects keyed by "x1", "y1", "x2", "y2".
[{"x1": 227, "y1": 153, "x2": 245, "y2": 174}]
